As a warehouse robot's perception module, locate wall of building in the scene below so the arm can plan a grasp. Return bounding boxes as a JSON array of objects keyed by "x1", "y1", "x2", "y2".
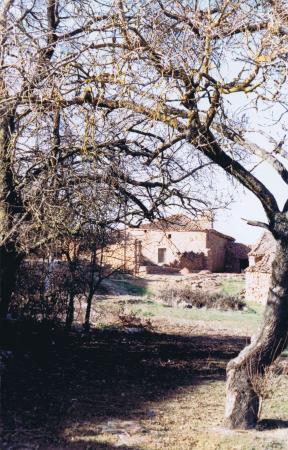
[
  {"x1": 225, "y1": 242, "x2": 250, "y2": 272},
  {"x1": 206, "y1": 232, "x2": 230, "y2": 272},
  {"x1": 101, "y1": 228, "x2": 243, "y2": 274},
  {"x1": 245, "y1": 272, "x2": 271, "y2": 303},
  {"x1": 127, "y1": 229, "x2": 208, "y2": 268},
  {"x1": 177, "y1": 251, "x2": 205, "y2": 272},
  {"x1": 101, "y1": 240, "x2": 137, "y2": 272}
]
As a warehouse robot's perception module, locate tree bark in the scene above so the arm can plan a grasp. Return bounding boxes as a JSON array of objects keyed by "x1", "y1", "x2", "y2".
[
  {"x1": 0, "y1": 244, "x2": 20, "y2": 319},
  {"x1": 225, "y1": 235, "x2": 288, "y2": 429},
  {"x1": 0, "y1": 112, "x2": 21, "y2": 319},
  {"x1": 65, "y1": 258, "x2": 76, "y2": 331},
  {"x1": 84, "y1": 247, "x2": 98, "y2": 332},
  {"x1": 65, "y1": 291, "x2": 75, "y2": 331}
]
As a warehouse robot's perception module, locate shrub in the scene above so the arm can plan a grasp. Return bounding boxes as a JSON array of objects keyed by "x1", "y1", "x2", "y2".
[
  {"x1": 159, "y1": 286, "x2": 246, "y2": 311},
  {"x1": 116, "y1": 306, "x2": 153, "y2": 330},
  {"x1": 11, "y1": 260, "x2": 88, "y2": 321}
]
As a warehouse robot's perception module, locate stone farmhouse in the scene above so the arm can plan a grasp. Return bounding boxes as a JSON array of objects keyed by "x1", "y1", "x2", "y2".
[
  {"x1": 245, "y1": 231, "x2": 276, "y2": 303},
  {"x1": 103, "y1": 214, "x2": 249, "y2": 275}
]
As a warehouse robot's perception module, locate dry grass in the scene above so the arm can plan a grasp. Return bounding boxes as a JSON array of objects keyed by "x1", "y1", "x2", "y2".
[
  {"x1": 158, "y1": 285, "x2": 246, "y2": 311},
  {"x1": 61, "y1": 360, "x2": 288, "y2": 450}
]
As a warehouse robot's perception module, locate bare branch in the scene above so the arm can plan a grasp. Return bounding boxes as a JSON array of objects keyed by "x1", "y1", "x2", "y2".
[{"x1": 242, "y1": 218, "x2": 270, "y2": 230}]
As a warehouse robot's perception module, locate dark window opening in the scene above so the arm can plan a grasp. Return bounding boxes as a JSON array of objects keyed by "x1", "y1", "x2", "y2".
[{"x1": 158, "y1": 248, "x2": 166, "y2": 264}]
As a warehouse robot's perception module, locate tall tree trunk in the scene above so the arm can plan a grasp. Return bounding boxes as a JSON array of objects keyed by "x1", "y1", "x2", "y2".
[
  {"x1": 0, "y1": 244, "x2": 20, "y2": 319},
  {"x1": 0, "y1": 112, "x2": 20, "y2": 320},
  {"x1": 65, "y1": 251, "x2": 78, "y2": 331},
  {"x1": 84, "y1": 247, "x2": 97, "y2": 332},
  {"x1": 84, "y1": 290, "x2": 93, "y2": 332},
  {"x1": 225, "y1": 235, "x2": 288, "y2": 429},
  {"x1": 66, "y1": 290, "x2": 75, "y2": 331}
]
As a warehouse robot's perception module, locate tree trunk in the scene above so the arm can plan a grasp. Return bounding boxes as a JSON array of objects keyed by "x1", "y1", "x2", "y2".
[
  {"x1": 84, "y1": 277, "x2": 100, "y2": 332},
  {"x1": 84, "y1": 291, "x2": 93, "y2": 332},
  {"x1": 225, "y1": 236, "x2": 288, "y2": 429},
  {"x1": 0, "y1": 244, "x2": 21, "y2": 319},
  {"x1": 65, "y1": 291, "x2": 75, "y2": 331},
  {"x1": 84, "y1": 247, "x2": 97, "y2": 332},
  {"x1": 0, "y1": 111, "x2": 21, "y2": 320},
  {"x1": 65, "y1": 260, "x2": 76, "y2": 331}
]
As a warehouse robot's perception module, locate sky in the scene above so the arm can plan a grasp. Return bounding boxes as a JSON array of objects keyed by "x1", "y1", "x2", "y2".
[
  {"x1": 215, "y1": 153, "x2": 288, "y2": 245},
  {"x1": 213, "y1": 74, "x2": 288, "y2": 245}
]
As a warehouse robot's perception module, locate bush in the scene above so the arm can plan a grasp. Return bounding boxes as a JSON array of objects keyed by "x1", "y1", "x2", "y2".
[
  {"x1": 11, "y1": 260, "x2": 88, "y2": 321},
  {"x1": 159, "y1": 286, "x2": 246, "y2": 311}
]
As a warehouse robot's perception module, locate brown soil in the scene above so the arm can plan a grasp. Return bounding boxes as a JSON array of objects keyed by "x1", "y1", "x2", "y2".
[
  {"x1": 1, "y1": 319, "x2": 247, "y2": 449},
  {"x1": 1, "y1": 314, "x2": 288, "y2": 450}
]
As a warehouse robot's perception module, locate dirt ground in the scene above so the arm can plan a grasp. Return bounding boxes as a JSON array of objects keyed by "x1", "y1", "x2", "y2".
[
  {"x1": 1, "y1": 275, "x2": 288, "y2": 449},
  {"x1": 107, "y1": 272, "x2": 245, "y2": 298},
  {"x1": 1, "y1": 309, "x2": 288, "y2": 450}
]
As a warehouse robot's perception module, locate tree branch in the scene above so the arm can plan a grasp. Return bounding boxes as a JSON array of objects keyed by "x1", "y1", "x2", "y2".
[
  {"x1": 212, "y1": 122, "x2": 288, "y2": 185},
  {"x1": 193, "y1": 129, "x2": 279, "y2": 221},
  {"x1": 242, "y1": 218, "x2": 270, "y2": 230}
]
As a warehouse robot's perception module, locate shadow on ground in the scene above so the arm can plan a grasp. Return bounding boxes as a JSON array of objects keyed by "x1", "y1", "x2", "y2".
[
  {"x1": 0, "y1": 321, "x2": 248, "y2": 449},
  {"x1": 257, "y1": 419, "x2": 288, "y2": 430}
]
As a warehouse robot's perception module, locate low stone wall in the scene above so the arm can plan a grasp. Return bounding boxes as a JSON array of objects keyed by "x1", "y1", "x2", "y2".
[
  {"x1": 178, "y1": 251, "x2": 205, "y2": 272},
  {"x1": 245, "y1": 271, "x2": 271, "y2": 303},
  {"x1": 139, "y1": 265, "x2": 180, "y2": 275}
]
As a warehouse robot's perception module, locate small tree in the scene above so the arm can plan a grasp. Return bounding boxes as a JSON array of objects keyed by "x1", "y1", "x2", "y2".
[{"x1": 81, "y1": 225, "x2": 130, "y2": 331}]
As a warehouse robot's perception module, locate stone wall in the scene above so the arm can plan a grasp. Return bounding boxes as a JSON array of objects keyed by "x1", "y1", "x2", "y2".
[
  {"x1": 139, "y1": 265, "x2": 180, "y2": 275},
  {"x1": 127, "y1": 229, "x2": 208, "y2": 268},
  {"x1": 206, "y1": 232, "x2": 229, "y2": 272},
  {"x1": 101, "y1": 240, "x2": 137, "y2": 272},
  {"x1": 226, "y1": 243, "x2": 250, "y2": 272},
  {"x1": 102, "y1": 227, "x2": 244, "y2": 274},
  {"x1": 245, "y1": 271, "x2": 271, "y2": 303},
  {"x1": 177, "y1": 251, "x2": 205, "y2": 271}
]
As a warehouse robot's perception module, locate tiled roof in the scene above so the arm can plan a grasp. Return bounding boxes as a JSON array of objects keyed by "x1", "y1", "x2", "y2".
[
  {"x1": 137, "y1": 214, "x2": 235, "y2": 240},
  {"x1": 138, "y1": 214, "x2": 210, "y2": 232}
]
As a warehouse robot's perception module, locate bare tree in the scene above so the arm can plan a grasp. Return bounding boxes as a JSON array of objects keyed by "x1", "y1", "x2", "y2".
[
  {"x1": 4, "y1": 0, "x2": 287, "y2": 429},
  {"x1": 75, "y1": 0, "x2": 288, "y2": 429},
  {"x1": 0, "y1": 0, "x2": 211, "y2": 320},
  {"x1": 62, "y1": 223, "x2": 122, "y2": 331}
]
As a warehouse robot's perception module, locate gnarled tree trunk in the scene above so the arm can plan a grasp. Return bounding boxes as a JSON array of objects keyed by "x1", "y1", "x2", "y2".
[{"x1": 225, "y1": 233, "x2": 288, "y2": 429}]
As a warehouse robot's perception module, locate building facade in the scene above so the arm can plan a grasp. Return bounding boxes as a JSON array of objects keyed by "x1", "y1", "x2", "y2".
[{"x1": 103, "y1": 214, "x2": 249, "y2": 275}]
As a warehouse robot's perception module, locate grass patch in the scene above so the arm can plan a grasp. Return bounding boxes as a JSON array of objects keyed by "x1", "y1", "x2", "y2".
[
  {"x1": 129, "y1": 298, "x2": 264, "y2": 335},
  {"x1": 106, "y1": 275, "x2": 152, "y2": 297},
  {"x1": 219, "y1": 278, "x2": 245, "y2": 296},
  {"x1": 118, "y1": 279, "x2": 150, "y2": 296}
]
